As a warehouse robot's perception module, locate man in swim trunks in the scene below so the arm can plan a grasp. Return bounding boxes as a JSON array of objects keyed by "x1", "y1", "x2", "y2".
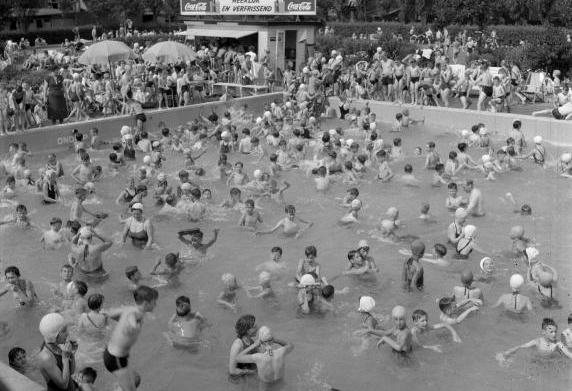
[
  {"x1": 464, "y1": 180, "x2": 485, "y2": 217},
  {"x1": 104, "y1": 285, "x2": 158, "y2": 391},
  {"x1": 255, "y1": 204, "x2": 312, "y2": 239},
  {"x1": 379, "y1": 53, "x2": 395, "y2": 101}
]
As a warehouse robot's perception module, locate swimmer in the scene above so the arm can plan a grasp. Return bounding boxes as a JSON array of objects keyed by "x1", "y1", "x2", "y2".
[
  {"x1": 314, "y1": 166, "x2": 334, "y2": 192},
  {"x1": 75, "y1": 367, "x2": 97, "y2": 391},
  {"x1": 245, "y1": 271, "x2": 274, "y2": 299},
  {"x1": 166, "y1": 296, "x2": 207, "y2": 349},
  {"x1": 504, "y1": 192, "x2": 532, "y2": 216},
  {"x1": 414, "y1": 243, "x2": 449, "y2": 267},
  {"x1": 238, "y1": 199, "x2": 263, "y2": 230},
  {"x1": 425, "y1": 141, "x2": 441, "y2": 169},
  {"x1": 78, "y1": 293, "x2": 108, "y2": 334},
  {"x1": 526, "y1": 247, "x2": 558, "y2": 307},
  {"x1": 255, "y1": 204, "x2": 312, "y2": 239},
  {"x1": 509, "y1": 225, "x2": 531, "y2": 261},
  {"x1": 492, "y1": 274, "x2": 533, "y2": 313},
  {"x1": 477, "y1": 256, "x2": 495, "y2": 282},
  {"x1": 41, "y1": 217, "x2": 66, "y2": 249},
  {"x1": 402, "y1": 240, "x2": 425, "y2": 291},
  {"x1": 125, "y1": 266, "x2": 144, "y2": 291},
  {"x1": 68, "y1": 227, "x2": 112, "y2": 282},
  {"x1": 446, "y1": 183, "x2": 466, "y2": 211},
  {"x1": 398, "y1": 164, "x2": 421, "y2": 187},
  {"x1": 70, "y1": 188, "x2": 106, "y2": 227},
  {"x1": 1, "y1": 175, "x2": 17, "y2": 199},
  {"x1": 375, "y1": 306, "x2": 413, "y2": 353},
  {"x1": 455, "y1": 225, "x2": 486, "y2": 259},
  {"x1": 562, "y1": 314, "x2": 572, "y2": 349},
  {"x1": 357, "y1": 296, "x2": 382, "y2": 333},
  {"x1": 63, "y1": 280, "x2": 89, "y2": 318},
  {"x1": 516, "y1": 136, "x2": 546, "y2": 166},
  {"x1": 235, "y1": 326, "x2": 294, "y2": 384},
  {"x1": 0, "y1": 203, "x2": 32, "y2": 229},
  {"x1": 498, "y1": 318, "x2": 572, "y2": 361},
  {"x1": 340, "y1": 187, "x2": 360, "y2": 208},
  {"x1": 419, "y1": 203, "x2": 435, "y2": 222},
  {"x1": 71, "y1": 153, "x2": 94, "y2": 185},
  {"x1": 438, "y1": 296, "x2": 479, "y2": 325},
  {"x1": 227, "y1": 162, "x2": 249, "y2": 187},
  {"x1": 558, "y1": 152, "x2": 572, "y2": 177},
  {"x1": 376, "y1": 150, "x2": 394, "y2": 182},
  {"x1": 177, "y1": 228, "x2": 219, "y2": 259},
  {"x1": 220, "y1": 187, "x2": 244, "y2": 210},
  {"x1": 463, "y1": 180, "x2": 485, "y2": 217},
  {"x1": 444, "y1": 151, "x2": 463, "y2": 179},
  {"x1": 339, "y1": 199, "x2": 362, "y2": 225},
  {"x1": 8, "y1": 347, "x2": 30, "y2": 377},
  {"x1": 452, "y1": 271, "x2": 484, "y2": 306},
  {"x1": 255, "y1": 246, "x2": 287, "y2": 278},
  {"x1": 104, "y1": 286, "x2": 158, "y2": 391},
  {"x1": 150, "y1": 253, "x2": 183, "y2": 283},
  {"x1": 52, "y1": 264, "x2": 74, "y2": 304},
  {"x1": 297, "y1": 274, "x2": 321, "y2": 314},
  {"x1": 217, "y1": 273, "x2": 241, "y2": 312},
  {"x1": 377, "y1": 207, "x2": 401, "y2": 241},
  {"x1": 432, "y1": 164, "x2": 448, "y2": 187},
  {"x1": 0, "y1": 266, "x2": 38, "y2": 307},
  {"x1": 411, "y1": 309, "x2": 462, "y2": 353}
]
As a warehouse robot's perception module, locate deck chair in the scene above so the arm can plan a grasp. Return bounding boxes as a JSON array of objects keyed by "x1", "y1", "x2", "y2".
[{"x1": 522, "y1": 72, "x2": 545, "y2": 103}]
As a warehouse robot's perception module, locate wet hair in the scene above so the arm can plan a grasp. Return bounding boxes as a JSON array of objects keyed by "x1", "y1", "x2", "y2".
[
  {"x1": 234, "y1": 161, "x2": 244, "y2": 168},
  {"x1": 135, "y1": 184, "x2": 147, "y2": 193},
  {"x1": 344, "y1": 161, "x2": 353, "y2": 170},
  {"x1": 448, "y1": 151, "x2": 457, "y2": 159},
  {"x1": 370, "y1": 132, "x2": 378, "y2": 141},
  {"x1": 305, "y1": 245, "x2": 317, "y2": 257},
  {"x1": 348, "y1": 188, "x2": 359, "y2": 197},
  {"x1": 269, "y1": 153, "x2": 278, "y2": 163},
  {"x1": 541, "y1": 318, "x2": 557, "y2": 330},
  {"x1": 176, "y1": 295, "x2": 191, "y2": 307},
  {"x1": 471, "y1": 125, "x2": 479, "y2": 133},
  {"x1": 74, "y1": 280, "x2": 88, "y2": 297},
  {"x1": 235, "y1": 314, "x2": 256, "y2": 338},
  {"x1": 427, "y1": 141, "x2": 435, "y2": 148},
  {"x1": 393, "y1": 137, "x2": 402, "y2": 146},
  {"x1": 165, "y1": 253, "x2": 179, "y2": 267},
  {"x1": 513, "y1": 120, "x2": 521, "y2": 129},
  {"x1": 75, "y1": 133, "x2": 84, "y2": 142},
  {"x1": 322, "y1": 285, "x2": 334, "y2": 299},
  {"x1": 285, "y1": 204, "x2": 295, "y2": 214},
  {"x1": 133, "y1": 285, "x2": 158, "y2": 304},
  {"x1": 435, "y1": 163, "x2": 444, "y2": 172},
  {"x1": 404, "y1": 164, "x2": 413, "y2": 173},
  {"x1": 438, "y1": 296, "x2": 455, "y2": 313},
  {"x1": 412, "y1": 309, "x2": 428, "y2": 322},
  {"x1": 67, "y1": 220, "x2": 81, "y2": 234},
  {"x1": 202, "y1": 188, "x2": 211, "y2": 196},
  {"x1": 161, "y1": 128, "x2": 170, "y2": 137},
  {"x1": 376, "y1": 150, "x2": 387, "y2": 159},
  {"x1": 567, "y1": 313, "x2": 572, "y2": 324},
  {"x1": 190, "y1": 188, "x2": 201, "y2": 199},
  {"x1": 434, "y1": 243, "x2": 447, "y2": 257},
  {"x1": 78, "y1": 367, "x2": 97, "y2": 383},
  {"x1": 61, "y1": 264, "x2": 73, "y2": 272},
  {"x1": 465, "y1": 179, "x2": 474, "y2": 187},
  {"x1": 15, "y1": 204, "x2": 27, "y2": 214},
  {"x1": 316, "y1": 166, "x2": 327, "y2": 176},
  {"x1": 457, "y1": 142, "x2": 467, "y2": 152},
  {"x1": 229, "y1": 187, "x2": 241, "y2": 196},
  {"x1": 50, "y1": 217, "x2": 62, "y2": 225},
  {"x1": 5, "y1": 266, "x2": 20, "y2": 277},
  {"x1": 6, "y1": 175, "x2": 15, "y2": 184},
  {"x1": 520, "y1": 204, "x2": 532, "y2": 215},
  {"x1": 87, "y1": 293, "x2": 104, "y2": 311},
  {"x1": 347, "y1": 249, "x2": 357, "y2": 260},
  {"x1": 271, "y1": 246, "x2": 282, "y2": 255},
  {"x1": 420, "y1": 202, "x2": 430, "y2": 213},
  {"x1": 140, "y1": 131, "x2": 148, "y2": 139},
  {"x1": 357, "y1": 154, "x2": 367, "y2": 164},
  {"x1": 395, "y1": 112, "x2": 403, "y2": 120},
  {"x1": 8, "y1": 347, "x2": 25, "y2": 366},
  {"x1": 322, "y1": 133, "x2": 330, "y2": 143},
  {"x1": 109, "y1": 152, "x2": 118, "y2": 163}
]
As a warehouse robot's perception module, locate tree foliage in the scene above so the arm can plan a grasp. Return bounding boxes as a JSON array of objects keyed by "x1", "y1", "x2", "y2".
[{"x1": 85, "y1": 0, "x2": 144, "y2": 28}]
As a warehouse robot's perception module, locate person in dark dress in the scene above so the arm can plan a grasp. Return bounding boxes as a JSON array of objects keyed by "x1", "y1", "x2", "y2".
[{"x1": 45, "y1": 73, "x2": 68, "y2": 125}]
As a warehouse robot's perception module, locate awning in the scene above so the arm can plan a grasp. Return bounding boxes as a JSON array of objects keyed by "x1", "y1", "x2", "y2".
[{"x1": 176, "y1": 29, "x2": 257, "y2": 39}]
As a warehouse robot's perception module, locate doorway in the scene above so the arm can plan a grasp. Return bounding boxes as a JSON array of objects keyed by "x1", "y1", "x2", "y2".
[{"x1": 285, "y1": 30, "x2": 297, "y2": 71}]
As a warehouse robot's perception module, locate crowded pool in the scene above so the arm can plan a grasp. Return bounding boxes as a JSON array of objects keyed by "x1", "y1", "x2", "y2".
[{"x1": 0, "y1": 107, "x2": 570, "y2": 391}]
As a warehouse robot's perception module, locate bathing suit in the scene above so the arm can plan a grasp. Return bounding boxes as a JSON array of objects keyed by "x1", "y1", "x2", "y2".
[
  {"x1": 103, "y1": 348, "x2": 129, "y2": 373},
  {"x1": 124, "y1": 145, "x2": 135, "y2": 160},
  {"x1": 127, "y1": 218, "x2": 148, "y2": 248},
  {"x1": 395, "y1": 75, "x2": 403, "y2": 82},
  {"x1": 455, "y1": 238, "x2": 473, "y2": 258},
  {"x1": 533, "y1": 147, "x2": 545, "y2": 164},
  {"x1": 481, "y1": 86, "x2": 493, "y2": 97},
  {"x1": 43, "y1": 183, "x2": 58, "y2": 203},
  {"x1": 381, "y1": 76, "x2": 393, "y2": 86},
  {"x1": 410, "y1": 76, "x2": 420, "y2": 83},
  {"x1": 459, "y1": 91, "x2": 467, "y2": 97},
  {"x1": 41, "y1": 343, "x2": 77, "y2": 391}
]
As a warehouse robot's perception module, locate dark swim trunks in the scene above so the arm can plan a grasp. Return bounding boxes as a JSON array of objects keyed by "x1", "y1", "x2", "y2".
[{"x1": 103, "y1": 348, "x2": 129, "y2": 373}]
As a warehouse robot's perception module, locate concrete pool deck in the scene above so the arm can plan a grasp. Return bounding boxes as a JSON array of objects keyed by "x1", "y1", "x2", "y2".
[{"x1": 0, "y1": 362, "x2": 44, "y2": 391}]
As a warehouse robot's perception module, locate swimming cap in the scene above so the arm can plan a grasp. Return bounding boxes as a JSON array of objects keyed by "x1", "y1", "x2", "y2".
[
  {"x1": 380, "y1": 219, "x2": 394, "y2": 232},
  {"x1": 391, "y1": 305, "x2": 406, "y2": 318},
  {"x1": 299, "y1": 274, "x2": 316, "y2": 287},
  {"x1": 259, "y1": 271, "x2": 271, "y2": 283},
  {"x1": 23, "y1": 169, "x2": 31, "y2": 177},
  {"x1": 253, "y1": 169, "x2": 262, "y2": 179},
  {"x1": 538, "y1": 271, "x2": 553, "y2": 287},
  {"x1": 303, "y1": 67, "x2": 309, "y2": 73},
  {"x1": 143, "y1": 155, "x2": 151, "y2": 164},
  {"x1": 256, "y1": 117, "x2": 263, "y2": 124},
  {"x1": 257, "y1": 326, "x2": 272, "y2": 342},
  {"x1": 152, "y1": 141, "x2": 161, "y2": 148},
  {"x1": 79, "y1": 226, "x2": 92, "y2": 238},
  {"x1": 271, "y1": 102, "x2": 276, "y2": 108},
  {"x1": 346, "y1": 139, "x2": 354, "y2": 146},
  {"x1": 131, "y1": 202, "x2": 143, "y2": 211},
  {"x1": 120, "y1": 125, "x2": 131, "y2": 136},
  {"x1": 329, "y1": 129, "x2": 337, "y2": 136},
  {"x1": 358, "y1": 296, "x2": 376, "y2": 312},
  {"x1": 39, "y1": 313, "x2": 66, "y2": 343},
  {"x1": 309, "y1": 116, "x2": 316, "y2": 123},
  {"x1": 561, "y1": 153, "x2": 572, "y2": 163},
  {"x1": 525, "y1": 247, "x2": 539, "y2": 262},
  {"x1": 509, "y1": 274, "x2": 524, "y2": 290},
  {"x1": 463, "y1": 224, "x2": 477, "y2": 238},
  {"x1": 358, "y1": 239, "x2": 369, "y2": 249},
  {"x1": 351, "y1": 199, "x2": 362, "y2": 209},
  {"x1": 480, "y1": 257, "x2": 493, "y2": 272},
  {"x1": 460, "y1": 270, "x2": 474, "y2": 285},
  {"x1": 84, "y1": 182, "x2": 95, "y2": 192},
  {"x1": 285, "y1": 102, "x2": 292, "y2": 108},
  {"x1": 376, "y1": 47, "x2": 382, "y2": 53},
  {"x1": 264, "y1": 111, "x2": 272, "y2": 118},
  {"x1": 410, "y1": 240, "x2": 425, "y2": 257},
  {"x1": 157, "y1": 173, "x2": 166, "y2": 181},
  {"x1": 386, "y1": 207, "x2": 398, "y2": 218},
  {"x1": 222, "y1": 273, "x2": 235, "y2": 284},
  {"x1": 221, "y1": 131, "x2": 230, "y2": 139},
  {"x1": 123, "y1": 134, "x2": 133, "y2": 140},
  {"x1": 455, "y1": 208, "x2": 467, "y2": 219},
  {"x1": 481, "y1": 154, "x2": 491, "y2": 163},
  {"x1": 181, "y1": 183, "x2": 192, "y2": 191},
  {"x1": 510, "y1": 225, "x2": 524, "y2": 239},
  {"x1": 460, "y1": 129, "x2": 469, "y2": 138},
  {"x1": 533, "y1": 136, "x2": 542, "y2": 144},
  {"x1": 479, "y1": 127, "x2": 489, "y2": 135}
]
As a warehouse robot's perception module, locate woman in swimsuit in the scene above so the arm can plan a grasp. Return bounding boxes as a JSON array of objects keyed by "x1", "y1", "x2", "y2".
[
  {"x1": 439, "y1": 62, "x2": 453, "y2": 107},
  {"x1": 121, "y1": 203, "x2": 154, "y2": 249},
  {"x1": 229, "y1": 314, "x2": 258, "y2": 377},
  {"x1": 11, "y1": 83, "x2": 26, "y2": 131},
  {"x1": 42, "y1": 169, "x2": 60, "y2": 204}
]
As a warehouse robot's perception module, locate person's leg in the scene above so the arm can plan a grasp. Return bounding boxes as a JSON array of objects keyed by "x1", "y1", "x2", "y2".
[
  {"x1": 531, "y1": 109, "x2": 551, "y2": 116},
  {"x1": 477, "y1": 91, "x2": 486, "y2": 111},
  {"x1": 113, "y1": 368, "x2": 137, "y2": 391},
  {"x1": 441, "y1": 88, "x2": 450, "y2": 107}
]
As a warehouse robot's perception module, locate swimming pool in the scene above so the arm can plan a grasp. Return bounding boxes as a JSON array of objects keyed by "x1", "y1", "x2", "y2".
[{"x1": 0, "y1": 112, "x2": 570, "y2": 391}]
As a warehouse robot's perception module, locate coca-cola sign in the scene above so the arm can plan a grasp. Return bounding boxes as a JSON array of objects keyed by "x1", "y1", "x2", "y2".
[{"x1": 180, "y1": 0, "x2": 316, "y2": 15}]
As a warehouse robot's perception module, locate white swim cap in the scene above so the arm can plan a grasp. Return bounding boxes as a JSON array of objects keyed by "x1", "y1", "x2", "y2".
[
  {"x1": 285, "y1": 102, "x2": 292, "y2": 108},
  {"x1": 143, "y1": 155, "x2": 151, "y2": 164},
  {"x1": 271, "y1": 102, "x2": 276, "y2": 108},
  {"x1": 380, "y1": 219, "x2": 394, "y2": 232},
  {"x1": 329, "y1": 129, "x2": 337, "y2": 136},
  {"x1": 386, "y1": 207, "x2": 398, "y2": 218},
  {"x1": 157, "y1": 173, "x2": 166, "y2": 181},
  {"x1": 303, "y1": 67, "x2": 309, "y2": 73},
  {"x1": 256, "y1": 117, "x2": 263, "y2": 124},
  {"x1": 79, "y1": 226, "x2": 92, "y2": 238},
  {"x1": 264, "y1": 111, "x2": 272, "y2": 118},
  {"x1": 221, "y1": 131, "x2": 230, "y2": 139},
  {"x1": 479, "y1": 127, "x2": 489, "y2": 135},
  {"x1": 525, "y1": 247, "x2": 539, "y2": 261},
  {"x1": 370, "y1": 122, "x2": 377, "y2": 130},
  {"x1": 183, "y1": 148, "x2": 191, "y2": 154},
  {"x1": 358, "y1": 239, "x2": 369, "y2": 249},
  {"x1": 131, "y1": 202, "x2": 143, "y2": 211},
  {"x1": 510, "y1": 225, "x2": 524, "y2": 239},
  {"x1": 509, "y1": 274, "x2": 524, "y2": 290},
  {"x1": 259, "y1": 271, "x2": 271, "y2": 283},
  {"x1": 84, "y1": 182, "x2": 95, "y2": 192},
  {"x1": 480, "y1": 257, "x2": 493, "y2": 272},
  {"x1": 39, "y1": 313, "x2": 66, "y2": 343},
  {"x1": 346, "y1": 139, "x2": 354, "y2": 146},
  {"x1": 336, "y1": 55, "x2": 342, "y2": 62},
  {"x1": 455, "y1": 207, "x2": 467, "y2": 219},
  {"x1": 181, "y1": 182, "x2": 192, "y2": 191},
  {"x1": 481, "y1": 154, "x2": 491, "y2": 163},
  {"x1": 358, "y1": 296, "x2": 376, "y2": 312},
  {"x1": 376, "y1": 47, "x2": 382, "y2": 53},
  {"x1": 257, "y1": 326, "x2": 272, "y2": 342},
  {"x1": 560, "y1": 153, "x2": 572, "y2": 163},
  {"x1": 309, "y1": 116, "x2": 316, "y2": 123},
  {"x1": 120, "y1": 125, "x2": 131, "y2": 136},
  {"x1": 123, "y1": 134, "x2": 133, "y2": 140},
  {"x1": 461, "y1": 129, "x2": 470, "y2": 138},
  {"x1": 253, "y1": 169, "x2": 262, "y2": 179},
  {"x1": 299, "y1": 274, "x2": 316, "y2": 287},
  {"x1": 351, "y1": 199, "x2": 362, "y2": 209},
  {"x1": 463, "y1": 224, "x2": 477, "y2": 238},
  {"x1": 152, "y1": 141, "x2": 161, "y2": 148},
  {"x1": 533, "y1": 136, "x2": 542, "y2": 144}
]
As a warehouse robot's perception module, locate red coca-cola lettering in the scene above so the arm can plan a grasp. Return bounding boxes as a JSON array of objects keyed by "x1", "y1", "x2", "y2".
[
  {"x1": 185, "y1": 2, "x2": 207, "y2": 11},
  {"x1": 287, "y1": 1, "x2": 312, "y2": 11}
]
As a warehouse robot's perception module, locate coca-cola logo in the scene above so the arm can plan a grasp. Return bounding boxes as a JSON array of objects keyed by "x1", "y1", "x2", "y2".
[
  {"x1": 287, "y1": 1, "x2": 312, "y2": 11},
  {"x1": 184, "y1": 2, "x2": 207, "y2": 11}
]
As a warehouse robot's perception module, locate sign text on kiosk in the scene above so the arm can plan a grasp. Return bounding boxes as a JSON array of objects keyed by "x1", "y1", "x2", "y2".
[{"x1": 180, "y1": 0, "x2": 316, "y2": 15}]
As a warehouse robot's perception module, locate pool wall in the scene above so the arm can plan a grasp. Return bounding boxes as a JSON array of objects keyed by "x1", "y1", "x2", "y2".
[
  {"x1": 0, "y1": 93, "x2": 283, "y2": 154},
  {"x1": 0, "y1": 362, "x2": 44, "y2": 391},
  {"x1": 348, "y1": 99, "x2": 572, "y2": 147}
]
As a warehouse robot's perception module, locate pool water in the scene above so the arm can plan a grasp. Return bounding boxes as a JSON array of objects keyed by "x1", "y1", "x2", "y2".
[{"x1": 0, "y1": 114, "x2": 571, "y2": 391}]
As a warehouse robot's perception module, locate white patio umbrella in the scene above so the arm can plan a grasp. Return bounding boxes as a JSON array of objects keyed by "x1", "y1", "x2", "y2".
[
  {"x1": 78, "y1": 40, "x2": 134, "y2": 65},
  {"x1": 142, "y1": 41, "x2": 197, "y2": 64}
]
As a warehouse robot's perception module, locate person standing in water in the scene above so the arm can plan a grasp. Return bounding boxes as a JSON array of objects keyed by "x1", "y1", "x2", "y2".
[
  {"x1": 255, "y1": 204, "x2": 313, "y2": 239},
  {"x1": 121, "y1": 203, "x2": 154, "y2": 249},
  {"x1": 68, "y1": 227, "x2": 113, "y2": 282},
  {"x1": 104, "y1": 286, "x2": 158, "y2": 391}
]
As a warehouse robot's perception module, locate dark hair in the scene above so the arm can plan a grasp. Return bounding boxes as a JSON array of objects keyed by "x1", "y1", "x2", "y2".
[
  {"x1": 435, "y1": 163, "x2": 444, "y2": 172},
  {"x1": 347, "y1": 249, "x2": 357, "y2": 260},
  {"x1": 344, "y1": 161, "x2": 353, "y2": 170},
  {"x1": 125, "y1": 266, "x2": 138, "y2": 279},
  {"x1": 305, "y1": 245, "x2": 317, "y2": 257},
  {"x1": 412, "y1": 309, "x2": 428, "y2": 322},
  {"x1": 190, "y1": 188, "x2": 201, "y2": 199},
  {"x1": 176, "y1": 295, "x2": 190, "y2": 307},
  {"x1": 404, "y1": 164, "x2": 413, "y2": 173},
  {"x1": 567, "y1": 313, "x2": 572, "y2": 324},
  {"x1": 438, "y1": 296, "x2": 455, "y2": 313},
  {"x1": 448, "y1": 182, "x2": 457, "y2": 190},
  {"x1": 269, "y1": 153, "x2": 277, "y2": 162},
  {"x1": 8, "y1": 347, "x2": 25, "y2": 366},
  {"x1": 427, "y1": 141, "x2": 435, "y2": 148},
  {"x1": 541, "y1": 318, "x2": 557, "y2": 330},
  {"x1": 513, "y1": 120, "x2": 521, "y2": 129},
  {"x1": 285, "y1": 204, "x2": 295, "y2": 214},
  {"x1": 74, "y1": 280, "x2": 88, "y2": 296},
  {"x1": 230, "y1": 187, "x2": 241, "y2": 196},
  {"x1": 245, "y1": 199, "x2": 255, "y2": 207},
  {"x1": 393, "y1": 137, "x2": 402, "y2": 146},
  {"x1": 322, "y1": 285, "x2": 334, "y2": 299},
  {"x1": 457, "y1": 142, "x2": 467, "y2": 152},
  {"x1": 235, "y1": 314, "x2": 256, "y2": 338},
  {"x1": 165, "y1": 253, "x2": 178, "y2": 267},
  {"x1": 161, "y1": 128, "x2": 170, "y2": 136},
  {"x1": 5, "y1": 266, "x2": 20, "y2": 277},
  {"x1": 15, "y1": 204, "x2": 27, "y2": 214},
  {"x1": 448, "y1": 151, "x2": 457, "y2": 159},
  {"x1": 434, "y1": 243, "x2": 447, "y2": 257},
  {"x1": 133, "y1": 285, "x2": 158, "y2": 304},
  {"x1": 87, "y1": 293, "x2": 104, "y2": 310},
  {"x1": 271, "y1": 246, "x2": 282, "y2": 255},
  {"x1": 78, "y1": 367, "x2": 97, "y2": 383}
]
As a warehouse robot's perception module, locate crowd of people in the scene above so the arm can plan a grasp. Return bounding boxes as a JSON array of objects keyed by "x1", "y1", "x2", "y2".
[{"x1": 1, "y1": 61, "x2": 572, "y2": 389}]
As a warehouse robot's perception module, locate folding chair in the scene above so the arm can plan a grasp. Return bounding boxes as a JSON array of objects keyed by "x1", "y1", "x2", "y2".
[{"x1": 522, "y1": 72, "x2": 545, "y2": 103}]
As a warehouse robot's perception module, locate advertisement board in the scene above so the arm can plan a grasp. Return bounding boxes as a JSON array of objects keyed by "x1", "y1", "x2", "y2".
[{"x1": 180, "y1": 0, "x2": 316, "y2": 16}]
